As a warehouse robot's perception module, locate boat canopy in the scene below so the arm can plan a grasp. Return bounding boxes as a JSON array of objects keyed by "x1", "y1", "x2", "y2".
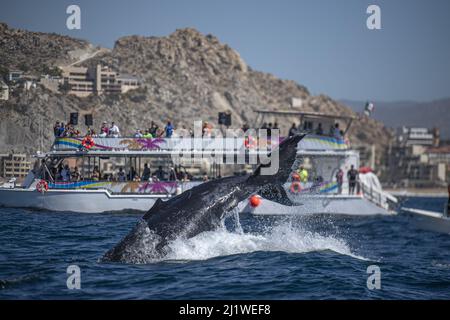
[
  {"x1": 48, "y1": 136, "x2": 280, "y2": 157},
  {"x1": 255, "y1": 109, "x2": 355, "y2": 135}
]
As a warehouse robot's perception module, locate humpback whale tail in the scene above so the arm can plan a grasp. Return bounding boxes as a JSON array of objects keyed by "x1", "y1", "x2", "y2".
[
  {"x1": 246, "y1": 134, "x2": 305, "y2": 206},
  {"x1": 248, "y1": 134, "x2": 305, "y2": 185}
]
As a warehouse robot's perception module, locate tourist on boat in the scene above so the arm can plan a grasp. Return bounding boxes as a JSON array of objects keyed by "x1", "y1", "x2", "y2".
[
  {"x1": 117, "y1": 168, "x2": 126, "y2": 182},
  {"x1": 273, "y1": 122, "x2": 279, "y2": 131},
  {"x1": 298, "y1": 166, "x2": 308, "y2": 183},
  {"x1": 168, "y1": 167, "x2": 178, "y2": 181},
  {"x1": 347, "y1": 165, "x2": 359, "y2": 195},
  {"x1": 128, "y1": 167, "x2": 137, "y2": 181},
  {"x1": 333, "y1": 123, "x2": 342, "y2": 140},
  {"x1": 174, "y1": 167, "x2": 184, "y2": 181},
  {"x1": 271, "y1": 122, "x2": 279, "y2": 137},
  {"x1": 202, "y1": 121, "x2": 211, "y2": 137},
  {"x1": 288, "y1": 123, "x2": 297, "y2": 137},
  {"x1": 316, "y1": 123, "x2": 324, "y2": 135},
  {"x1": 61, "y1": 165, "x2": 71, "y2": 182},
  {"x1": 55, "y1": 164, "x2": 64, "y2": 181},
  {"x1": 68, "y1": 125, "x2": 80, "y2": 137},
  {"x1": 203, "y1": 173, "x2": 209, "y2": 182},
  {"x1": 133, "y1": 129, "x2": 143, "y2": 138},
  {"x1": 92, "y1": 166, "x2": 100, "y2": 181},
  {"x1": 109, "y1": 122, "x2": 120, "y2": 138},
  {"x1": 142, "y1": 130, "x2": 153, "y2": 138},
  {"x1": 182, "y1": 172, "x2": 191, "y2": 182},
  {"x1": 154, "y1": 166, "x2": 167, "y2": 181},
  {"x1": 336, "y1": 168, "x2": 344, "y2": 194},
  {"x1": 99, "y1": 122, "x2": 109, "y2": 137},
  {"x1": 141, "y1": 164, "x2": 151, "y2": 181},
  {"x1": 58, "y1": 122, "x2": 66, "y2": 137},
  {"x1": 71, "y1": 167, "x2": 81, "y2": 182},
  {"x1": 267, "y1": 123, "x2": 272, "y2": 138},
  {"x1": 261, "y1": 122, "x2": 268, "y2": 131},
  {"x1": 53, "y1": 121, "x2": 61, "y2": 137},
  {"x1": 149, "y1": 121, "x2": 159, "y2": 137},
  {"x1": 165, "y1": 121, "x2": 174, "y2": 138}
]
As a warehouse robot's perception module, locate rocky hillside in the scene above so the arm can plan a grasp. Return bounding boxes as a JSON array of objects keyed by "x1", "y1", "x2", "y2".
[
  {"x1": 0, "y1": 24, "x2": 392, "y2": 163},
  {"x1": 0, "y1": 23, "x2": 97, "y2": 75}
]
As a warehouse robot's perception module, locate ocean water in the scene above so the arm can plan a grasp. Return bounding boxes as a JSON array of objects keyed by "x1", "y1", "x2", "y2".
[{"x1": 1, "y1": 197, "x2": 450, "y2": 300}]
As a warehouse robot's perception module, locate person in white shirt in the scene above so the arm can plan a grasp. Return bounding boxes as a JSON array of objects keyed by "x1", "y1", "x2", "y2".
[
  {"x1": 134, "y1": 129, "x2": 143, "y2": 138},
  {"x1": 109, "y1": 122, "x2": 120, "y2": 138}
]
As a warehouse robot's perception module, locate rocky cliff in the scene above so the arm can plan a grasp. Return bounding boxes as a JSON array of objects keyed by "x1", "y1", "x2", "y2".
[
  {"x1": 0, "y1": 23, "x2": 96, "y2": 75},
  {"x1": 0, "y1": 24, "x2": 392, "y2": 162}
]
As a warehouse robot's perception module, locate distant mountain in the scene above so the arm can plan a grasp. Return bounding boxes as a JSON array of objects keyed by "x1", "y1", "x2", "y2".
[{"x1": 340, "y1": 99, "x2": 450, "y2": 139}]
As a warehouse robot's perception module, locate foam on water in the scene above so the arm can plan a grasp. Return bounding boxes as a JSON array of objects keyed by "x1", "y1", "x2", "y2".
[{"x1": 164, "y1": 219, "x2": 368, "y2": 262}]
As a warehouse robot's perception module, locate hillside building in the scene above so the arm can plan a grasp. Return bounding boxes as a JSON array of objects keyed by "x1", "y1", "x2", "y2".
[
  {"x1": 0, "y1": 153, "x2": 31, "y2": 179},
  {"x1": 384, "y1": 127, "x2": 446, "y2": 188},
  {"x1": 60, "y1": 64, "x2": 140, "y2": 97},
  {"x1": 8, "y1": 70, "x2": 23, "y2": 82}
]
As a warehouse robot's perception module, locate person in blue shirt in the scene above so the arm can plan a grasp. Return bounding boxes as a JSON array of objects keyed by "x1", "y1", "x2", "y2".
[
  {"x1": 165, "y1": 121, "x2": 174, "y2": 138},
  {"x1": 58, "y1": 122, "x2": 66, "y2": 137}
]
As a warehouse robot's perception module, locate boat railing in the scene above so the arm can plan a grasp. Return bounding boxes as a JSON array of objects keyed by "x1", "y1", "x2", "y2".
[
  {"x1": 360, "y1": 180, "x2": 397, "y2": 209},
  {"x1": 47, "y1": 180, "x2": 200, "y2": 195},
  {"x1": 51, "y1": 136, "x2": 282, "y2": 153}
]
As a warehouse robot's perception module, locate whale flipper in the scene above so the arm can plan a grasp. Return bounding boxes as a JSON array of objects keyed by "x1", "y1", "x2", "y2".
[{"x1": 258, "y1": 184, "x2": 295, "y2": 206}]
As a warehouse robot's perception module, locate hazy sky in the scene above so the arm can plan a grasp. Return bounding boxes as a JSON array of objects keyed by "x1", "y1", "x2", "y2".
[{"x1": 1, "y1": 0, "x2": 449, "y2": 102}]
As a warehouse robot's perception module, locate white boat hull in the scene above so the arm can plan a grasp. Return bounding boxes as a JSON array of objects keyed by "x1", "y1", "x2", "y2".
[
  {"x1": 1, "y1": 187, "x2": 395, "y2": 216},
  {"x1": 402, "y1": 207, "x2": 450, "y2": 234},
  {"x1": 0, "y1": 188, "x2": 160, "y2": 213},
  {"x1": 242, "y1": 195, "x2": 395, "y2": 216}
]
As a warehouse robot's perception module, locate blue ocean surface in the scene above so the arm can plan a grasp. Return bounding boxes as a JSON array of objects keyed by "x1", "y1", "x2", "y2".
[{"x1": 0, "y1": 197, "x2": 449, "y2": 299}]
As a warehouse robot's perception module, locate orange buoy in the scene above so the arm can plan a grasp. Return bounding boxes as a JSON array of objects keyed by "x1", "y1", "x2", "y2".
[
  {"x1": 244, "y1": 136, "x2": 257, "y2": 149},
  {"x1": 249, "y1": 195, "x2": 262, "y2": 207},
  {"x1": 290, "y1": 181, "x2": 302, "y2": 193},
  {"x1": 82, "y1": 135, "x2": 95, "y2": 149},
  {"x1": 292, "y1": 173, "x2": 300, "y2": 181},
  {"x1": 36, "y1": 180, "x2": 49, "y2": 193}
]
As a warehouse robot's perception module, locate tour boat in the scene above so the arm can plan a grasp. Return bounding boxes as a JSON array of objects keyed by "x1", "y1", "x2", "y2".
[
  {"x1": 402, "y1": 207, "x2": 450, "y2": 234},
  {"x1": 240, "y1": 110, "x2": 398, "y2": 216}
]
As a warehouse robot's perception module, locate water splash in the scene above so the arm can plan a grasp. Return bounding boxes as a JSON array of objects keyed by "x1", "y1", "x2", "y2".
[{"x1": 164, "y1": 217, "x2": 368, "y2": 262}]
